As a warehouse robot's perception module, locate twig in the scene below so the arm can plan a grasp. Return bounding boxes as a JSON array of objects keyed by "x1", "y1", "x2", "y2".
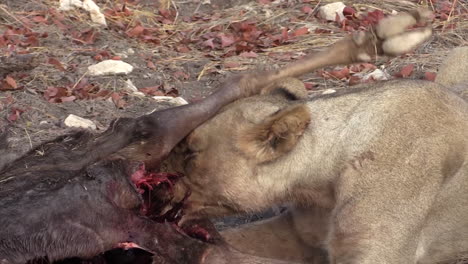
[
  {"x1": 0, "y1": 4, "x2": 32, "y2": 30},
  {"x1": 24, "y1": 128, "x2": 33, "y2": 150},
  {"x1": 197, "y1": 62, "x2": 216, "y2": 80},
  {"x1": 193, "y1": 0, "x2": 203, "y2": 14},
  {"x1": 71, "y1": 70, "x2": 89, "y2": 91},
  {"x1": 305, "y1": 0, "x2": 321, "y2": 21},
  {"x1": 428, "y1": 0, "x2": 435, "y2": 12},
  {"x1": 442, "y1": 0, "x2": 458, "y2": 31},
  {"x1": 171, "y1": 0, "x2": 179, "y2": 25}
]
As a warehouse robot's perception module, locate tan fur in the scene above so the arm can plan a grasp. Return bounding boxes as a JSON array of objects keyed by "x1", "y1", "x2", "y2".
[
  {"x1": 238, "y1": 105, "x2": 311, "y2": 164},
  {"x1": 164, "y1": 10, "x2": 468, "y2": 264},
  {"x1": 167, "y1": 58, "x2": 468, "y2": 264},
  {"x1": 220, "y1": 207, "x2": 330, "y2": 264},
  {"x1": 169, "y1": 76, "x2": 468, "y2": 264},
  {"x1": 377, "y1": 8, "x2": 433, "y2": 56},
  {"x1": 261, "y1": 78, "x2": 309, "y2": 99},
  {"x1": 436, "y1": 46, "x2": 468, "y2": 100}
]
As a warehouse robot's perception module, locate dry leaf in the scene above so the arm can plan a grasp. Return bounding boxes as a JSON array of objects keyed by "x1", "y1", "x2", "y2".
[{"x1": 5, "y1": 76, "x2": 17, "y2": 89}]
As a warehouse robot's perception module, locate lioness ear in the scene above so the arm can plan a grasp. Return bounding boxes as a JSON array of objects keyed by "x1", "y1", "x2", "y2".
[
  {"x1": 261, "y1": 77, "x2": 308, "y2": 100},
  {"x1": 238, "y1": 104, "x2": 310, "y2": 163}
]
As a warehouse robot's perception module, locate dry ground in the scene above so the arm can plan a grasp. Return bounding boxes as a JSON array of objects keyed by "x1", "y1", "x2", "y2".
[{"x1": 0, "y1": 0, "x2": 466, "y2": 157}]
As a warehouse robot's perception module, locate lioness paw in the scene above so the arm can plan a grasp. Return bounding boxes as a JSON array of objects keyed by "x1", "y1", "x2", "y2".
[{"x1": 351, "y1": 8, "x2": 433, "y2": 61}]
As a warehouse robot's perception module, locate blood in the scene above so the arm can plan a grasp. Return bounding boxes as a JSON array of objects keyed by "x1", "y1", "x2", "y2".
[
  {"x1": 130, "y1": 163, "x2": 183, "y2": 219},
  {"x1": 183, "y1": 224, "x2": 212, "y2": 242}
]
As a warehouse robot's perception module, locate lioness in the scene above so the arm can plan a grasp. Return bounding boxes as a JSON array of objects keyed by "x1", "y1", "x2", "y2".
[
  {"x1": 166, "y1": 10, "x2": 468, "y2": 264},
  {"x1": 218, "y1": 47, "x2": 468, "y2": 264}
]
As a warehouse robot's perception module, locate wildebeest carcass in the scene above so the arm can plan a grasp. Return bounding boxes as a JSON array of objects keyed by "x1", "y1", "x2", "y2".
[{"x1": 0, "y1": 72, "x2": 305, "y2": 264}]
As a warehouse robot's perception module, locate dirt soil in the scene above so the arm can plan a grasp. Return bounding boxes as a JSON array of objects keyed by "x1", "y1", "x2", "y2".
[{"x1": 0, "y1": 0, "x2": 466, "y2": 247}]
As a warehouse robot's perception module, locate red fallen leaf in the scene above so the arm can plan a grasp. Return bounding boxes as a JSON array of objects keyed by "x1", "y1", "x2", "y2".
[
  {"x1": 44, "y1": 86, "x2": 70, "y2": 102},
  {"x1": 5, "y1": 76, "x2": 17, "y2": 89},
  {"x1": 293, "y1": 27, "x2": 309, "y2": 37},
  {"x1": 304, "y1": 82, "x2": 318, "y2": 90},
  {"x1": 111, "y1": 56, "x2": 121, "y2": 60},
  {"x1": 61, "y1": 96, "x2": 76, "y2": 102},
  {"x1": 302, "y1": 6, "x2": 313, "y2": 14},
  {"x1": 74, "y1": 78, "x2": 89, "y2": 91},
  {"x1": 322, "y1": 67, "x2": 350, "y2": 80},
  {"x1": 343, "y1": 6, "x2": 356, "y2": 18},
  {"x1": 47, "y1": 57, "x2": 66, "y2": 71},
  {"x1": 52, "y1": 18, "x2": 68, "y2": 31},
  {"x1": 20, "y1": 35, "x2": 39, "y2": 47},
  {"x1": 314, "y1": 28, "x2": 332, "y2": 34},
  {"x1": 424, "y1": 72, "x2": 437, "y2": 81},
  {"x1": 147, "y1": 60, "x2": 156, "y2": 70},
  {"x1": 395, "y1": 64, "x2": 415, "y2": 78},
  {"x1": 281, "y1": 27, "x2": 289, "y2": 42},
  {"x1": 348, "y1": 75, "x2": 362, "y2": 86},
  {"x1": 219, "y1": 34, "x2": 235, "y2": 48},
  {"x1": 164, "y1": 87, "x2": 179, "y2": 97},
  {"x1": 2, "y1": 95, "x2": 14, "y2": 105},
  {"x1": 349, "y1": 63, "x2": 377, "y2": 73},
  {"x1": 111, "y1": 92, "x2": 126, "y2": 108},
  {"x1": 99, "y1": 50, "x2": 111, "y2": 57},
  {"x1": 174, "y1": 71, "x2": 190, "y2": 80},
  {"x1": 139, "y1": 86, "x2": 164, "y2": 96},
  {"x1": 176, "y1": 45, "x2": 190, "y2": 53},
  {"x1": 126, "y1": 25, "x2": 145, "y2": 37},
  {"x1": 159, "y1": 8, "x2": 173, "y2": 19},
  {"x1": 73, "y1": 29, "x2": 98, "y2": 44},
  {"x1": 93, "y1": 54, "x2": 103, "y2": 61},
  {"x1": 257, "y1": 0, "x2": 272, "y2": 4},
  {"x1": 364, "y1": 10, "x2": 385, "y2": 25},
  {"x1": 83, "y1": 29, "x2": 98, "y2": 44},
  {"x1": 32, "y1": 16, "x2": 47, "y2": 23},
  {"x1": 223, "y1": 61, "x2": 241, "y2": 69},
  {"x1": 7, "y1": 107, "x2": 24, "y2": 122},
  {"x1": 239, "y1": 51, "x2": 258, "y2": 58},
  {"x1": 203, "y1": 38, "x2": 215, "y2": 49}
]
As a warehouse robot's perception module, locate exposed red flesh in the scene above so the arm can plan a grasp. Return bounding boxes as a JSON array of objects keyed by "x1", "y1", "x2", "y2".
[
  {"x1": 130, "y1": 164, "x2": 214, "y2": 243},
  {"x1": 183, "y1": 224, "x2": 213, "y2": 242}
]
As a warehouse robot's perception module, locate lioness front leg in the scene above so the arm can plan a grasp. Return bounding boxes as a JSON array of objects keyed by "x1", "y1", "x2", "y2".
[{"x1": 326, "y1": 157, "x2": 441, "y2": 264}]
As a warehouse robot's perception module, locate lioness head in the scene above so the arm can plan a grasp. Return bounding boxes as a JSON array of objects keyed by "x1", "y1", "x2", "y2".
[{"x1": 166, "y1": 78, "x2": 311, "y2": 219}]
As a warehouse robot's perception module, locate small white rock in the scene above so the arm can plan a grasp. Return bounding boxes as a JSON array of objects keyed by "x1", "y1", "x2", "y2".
[
  {"x1": 124, "y1": 79, "x2": 138, "y2": 92},
  {"x1": 173, "y1": 97, "x2": 189, "y2": 105},
  {"x1": 363, "y1": 69, "x2": 391, "y2": 81},
  {"x1": 318, "y1": 2, "x2": 346, "y2": 21},
  {"x1": 59, "y1": 0, "x2": 107, "y2": 26},
  {"x1": 64, "y1": 114, "x2": 96, "y2": 130},
  {"x1": 132, "y1": 91, "x2": 146, "y2": 97},
  {"x1": 88, "y1": 60, "x2": 133, "y2": 76},
  {"x1": 322, "y1": 89, "x2": 337, "y2": 95},
  {"x1": 59, "y1": 0, "x2": 83, "y2": 11},
  {"x1": 152, "y1": 96, "x2": 189, "y2": 105},
  {"x1": 304, "y1": 23, "x2": 318, "y2": 31},
  {"x1": 82, "y1": 0, "x2": 107, "y2": 27}
]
